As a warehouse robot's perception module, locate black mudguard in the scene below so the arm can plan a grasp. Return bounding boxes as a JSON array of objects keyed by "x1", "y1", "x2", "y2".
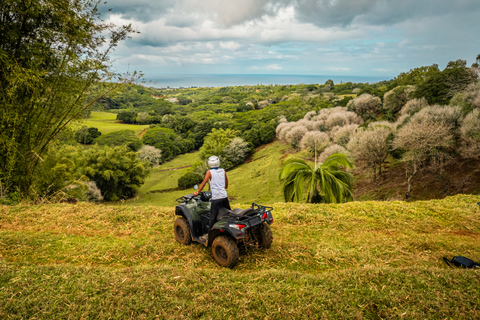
[{"x1": 175, "y1": 205, "x2": 203, "y2": 238}]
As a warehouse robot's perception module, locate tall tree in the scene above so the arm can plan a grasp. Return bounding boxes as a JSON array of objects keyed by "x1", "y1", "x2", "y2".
[
  {"x1": 347, "y1": 126, "x2": 392, "y2": 182},
  {"x1": 278, "y1": 153, "x2": 354, "y2": 204},
  {"x1": 413, "y1": 60, "x2": 477, "y2": 105},
  {"x1": 0, "y1": 0, "x2": 135, "y2": 196}
]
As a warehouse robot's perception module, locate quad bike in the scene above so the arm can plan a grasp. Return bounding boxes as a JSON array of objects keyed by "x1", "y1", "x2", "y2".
[{"x1": 174, "y1": 189, "x2": 274, "y2": 268}]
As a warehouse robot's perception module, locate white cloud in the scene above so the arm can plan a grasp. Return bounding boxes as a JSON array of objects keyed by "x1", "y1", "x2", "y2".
[
  {"x1": 266, "y1": 64, "x2": 282, "y2": 70},
  {"x1": 104, "y1": 0, "x2": 480, "y2": 78},
  {"x1": 219, "y1": 41, "x2": 242, "y2": 50}
]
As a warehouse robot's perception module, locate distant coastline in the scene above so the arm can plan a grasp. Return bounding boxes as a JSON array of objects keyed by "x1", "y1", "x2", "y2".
[{"x1": 143, "y1": 74, "x2": 390, "y2": 89}]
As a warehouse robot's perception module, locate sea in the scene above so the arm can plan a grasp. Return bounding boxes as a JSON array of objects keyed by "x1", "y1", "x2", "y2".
[{"x1": 143, "y1": 74, "x2": 390, "y2": 89}]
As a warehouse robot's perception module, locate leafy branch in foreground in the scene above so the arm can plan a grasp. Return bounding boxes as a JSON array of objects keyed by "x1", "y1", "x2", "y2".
[{"x1": 0, "y1": 0, "x2": 138, "y2": 197}]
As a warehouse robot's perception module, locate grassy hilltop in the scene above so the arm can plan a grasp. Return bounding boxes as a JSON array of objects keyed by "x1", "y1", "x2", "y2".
[{"x1": 1, "y1": 195, "x2": 480, "y2": 319}]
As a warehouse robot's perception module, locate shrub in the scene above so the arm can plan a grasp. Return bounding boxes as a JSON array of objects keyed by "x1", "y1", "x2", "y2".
[
  {"x1": 399, "y1": 98, "x2": 428, "y2": 116},
  {"x1": 459, "y1": 109, "x2": 480, "y2": 159},
  {"x1": 76, "y1": 145, "x2": 148, "y2": 201},
  {"x1": 450, "y1": 81, "x2": 480, "y2": 114},
  {"x1": 116, "y1": 111, "x2": 138, "y2": 124},
  {"x1": 347, "y1": 93, "x2": 382, "y2": 119},
  {"x1": 223, "y1": 137, "x2": 251, "y2": 167},
  {"x1": 347, "y1": 126, "x2": 392, "y2": 181},
  {"x1": 324, "y1": 109, "x2": 362, "y2": 130},
  {"x1": 336, "y1": 96, "x2": 354, "y2": 107},
  {"x1": 299, "y1": 131, "x2": 330, "y2": 153},
  {"x1": 392, "y1": 117, "x2": 454, "y2": 199},
  {"x1": 178, "y1": 172, "x2": 203, "y2": 190},
  {"x1": 278, "y1": 115, "x2": 288, "y2": 124},
  {"x1": 95, "y1": 129, "x2": 142, "y2": 151},
  {"x1": 75, "y1": 126, "x2": 101, "y2": 144},
  {"x1": 311, "y1": 107, "x2": 362, "y2": 132},
  {"x1": 199, "y1": 128, "x2": 237, "y2": 160},
  {"x1": 383, "y1": 85, "x2": 415, "y2": 115},
  {"x1": 330, "y1": 124, "x2": 359, "y2": 146},
  {"x1": 296, "y1": 119, "x2": 317, "y2": 131},
  {"x1": 142, "y1": 127, "x2": 179, "y2": 161},
  {"x1": 318, "y1": 144, "x2": 351, "y2": 163},
  {"x1": 137, "y1": 145, "x2": 162, "y2": 165},
  {"x1": 367, "y1": 121, "x2": 396, "y2": 132},
  {"x1": 285, "y1": 125, "x2": 308, "y2": 149},
  {"x1": 276, "y1": 122, "x2": 296, "y2": 141},
  {"x1": 33, "y1": 145, "x2": 86, "y2": 200},
  {"x1": 82, "y1": 181, "x2": 103, "y2": 202},
  {"x1": 303, "y1": 110, "x2": 317, "y2": 120},
  {"x1": 244, "y1": 122, "x2": 276, "y2": 147},
  {"x1": 408, "y1": 105, "x2": 464, "y2": 134}
]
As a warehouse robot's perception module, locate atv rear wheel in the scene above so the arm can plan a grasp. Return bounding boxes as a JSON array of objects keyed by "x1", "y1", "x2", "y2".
[
  {"x1": 212, "y1": 236, "x2": 239, "y2": 268},
  {"x1": 174, "y1": 217, "x2": 192, "y2": 245},
  {"x1": 257, "y1": 223, "x2": 273, "y2": 249}
]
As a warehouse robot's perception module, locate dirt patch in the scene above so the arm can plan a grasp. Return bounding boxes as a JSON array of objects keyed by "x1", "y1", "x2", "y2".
[
  {"x1": 158, "y1": 165, "x2": 192, "y2": 172},
  {"x1": 245, "y1": 155, "x2": 267, "y2": 164},
  {"x1": 354, "y1": 157, "x2": 480, "y2": 201},
  {"x1": 147, "y1": 187, "x2": 180, "y2": 194},
  {"x1": 138, "y1": 128, "x2": 148, "y2": 138},
  {"x1": 449, "y1": 230, "x2": 480, "y2": 239}
]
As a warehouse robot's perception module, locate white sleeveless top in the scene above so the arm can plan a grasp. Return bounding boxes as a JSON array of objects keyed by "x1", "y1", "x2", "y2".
[{"x1": 209, "y1": 168, "x2": 228, "y2": 200}]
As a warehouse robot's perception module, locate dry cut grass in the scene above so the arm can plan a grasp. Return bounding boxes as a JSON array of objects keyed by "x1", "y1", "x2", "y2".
[{"x1": 1, "y1": 195, "x2": 480, "y2": 319}]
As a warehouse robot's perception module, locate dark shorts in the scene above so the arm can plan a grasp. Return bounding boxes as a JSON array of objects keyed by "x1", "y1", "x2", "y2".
[{"x1": 209, "y1": 197, "x2": 231, "y2": 229}]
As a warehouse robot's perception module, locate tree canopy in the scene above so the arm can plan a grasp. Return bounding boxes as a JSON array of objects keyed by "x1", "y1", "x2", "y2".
[{"x1": 0, "y1": 0, "x2": 135, "y2": 196}]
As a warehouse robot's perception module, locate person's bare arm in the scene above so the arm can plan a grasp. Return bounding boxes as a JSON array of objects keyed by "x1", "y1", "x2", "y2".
[
  {"x1": 224, "y1": 171, "x2": 228, "y2": 189},
  {"x1": 194, "y1": 171, "x2": 211, "y2": 195}
]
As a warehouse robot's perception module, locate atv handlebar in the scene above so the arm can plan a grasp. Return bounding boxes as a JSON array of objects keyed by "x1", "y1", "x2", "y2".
[
  {"x1": 176, "y1": 191, "x2": 212, "y2": 203},
  {"x1": 176, "y1": 193, "x2": 198, "y2": 203},
  {"x1": 175, "y1": 194, "x2": 273, "y2": 214}
]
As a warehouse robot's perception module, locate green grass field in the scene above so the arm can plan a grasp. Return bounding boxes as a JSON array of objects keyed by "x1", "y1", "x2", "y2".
[
  {"x1": 82, "y1": 111, "x2": 150, "y2": 135},
  {"x1": 130, "y1": 152, "x2": 201, "y2": 206},
  {"x1": 1, "y1": 195, "x2": 480, "y2": 318},
  {"x1": 129, "y1": 141, "x2": 306, "y2": 207}
]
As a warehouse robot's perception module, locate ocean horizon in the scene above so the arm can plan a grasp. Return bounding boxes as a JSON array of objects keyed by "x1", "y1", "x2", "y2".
[{"x1": 143, "y1": 74, "x2": 390, "y2": 89}]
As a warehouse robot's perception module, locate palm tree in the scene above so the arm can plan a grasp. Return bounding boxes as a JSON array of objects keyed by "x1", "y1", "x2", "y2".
[{"x1": 278, "y1": 153, "x2": 354, "y2": 203}]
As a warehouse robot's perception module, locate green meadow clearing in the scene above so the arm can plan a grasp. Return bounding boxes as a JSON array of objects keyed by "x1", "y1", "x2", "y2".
[
  {"x1": 82, "y1": 111, "x2": 151, "y2": 135},
  {"x1": 1, "y1": 195, "x2": 480, "y2": 319}
]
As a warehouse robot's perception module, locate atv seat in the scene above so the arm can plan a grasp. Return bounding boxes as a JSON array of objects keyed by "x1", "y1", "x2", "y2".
[
  {"x1": 217, "y1": 207, "x2": 255, "y2": 220},
  {"x1": 232, "y1": 208, "x2": 256, "y2": 216}
]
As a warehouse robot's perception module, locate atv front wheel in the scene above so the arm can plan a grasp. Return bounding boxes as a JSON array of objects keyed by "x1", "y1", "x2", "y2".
[
  {"x1": 257, "y1": 223, "x2": 273, "y2": 249},
  {"x1": 174, "y1": 217, "x2": 192, "y2": 245},
  {"x1": 212, "y1": 236, "x2": 239, "y2": 268}
]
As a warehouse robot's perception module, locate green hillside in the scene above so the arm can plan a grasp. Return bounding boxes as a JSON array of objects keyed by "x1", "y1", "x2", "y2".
[
  {"x1": 1, "y1": 195, "x2": 480, "y2": 318},
  {"x1": 129, "y1": 140, "x2": 302, "y2": 206}
]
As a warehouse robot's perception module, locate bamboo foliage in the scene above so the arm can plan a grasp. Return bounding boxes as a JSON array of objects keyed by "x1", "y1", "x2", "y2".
[{"x1": 0, "y1": 0, "x2": 136, "y2": 196}]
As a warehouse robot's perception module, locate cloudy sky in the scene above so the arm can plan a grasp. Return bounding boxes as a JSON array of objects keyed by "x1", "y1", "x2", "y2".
[{"x1": 103, "y1": 0, "x2": 480, "y2": 81}]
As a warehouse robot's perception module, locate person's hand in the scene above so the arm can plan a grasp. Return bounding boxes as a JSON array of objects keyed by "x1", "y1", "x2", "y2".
[{"x1": 193, "y1": 191, "x2": 198, "y2": 196}]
